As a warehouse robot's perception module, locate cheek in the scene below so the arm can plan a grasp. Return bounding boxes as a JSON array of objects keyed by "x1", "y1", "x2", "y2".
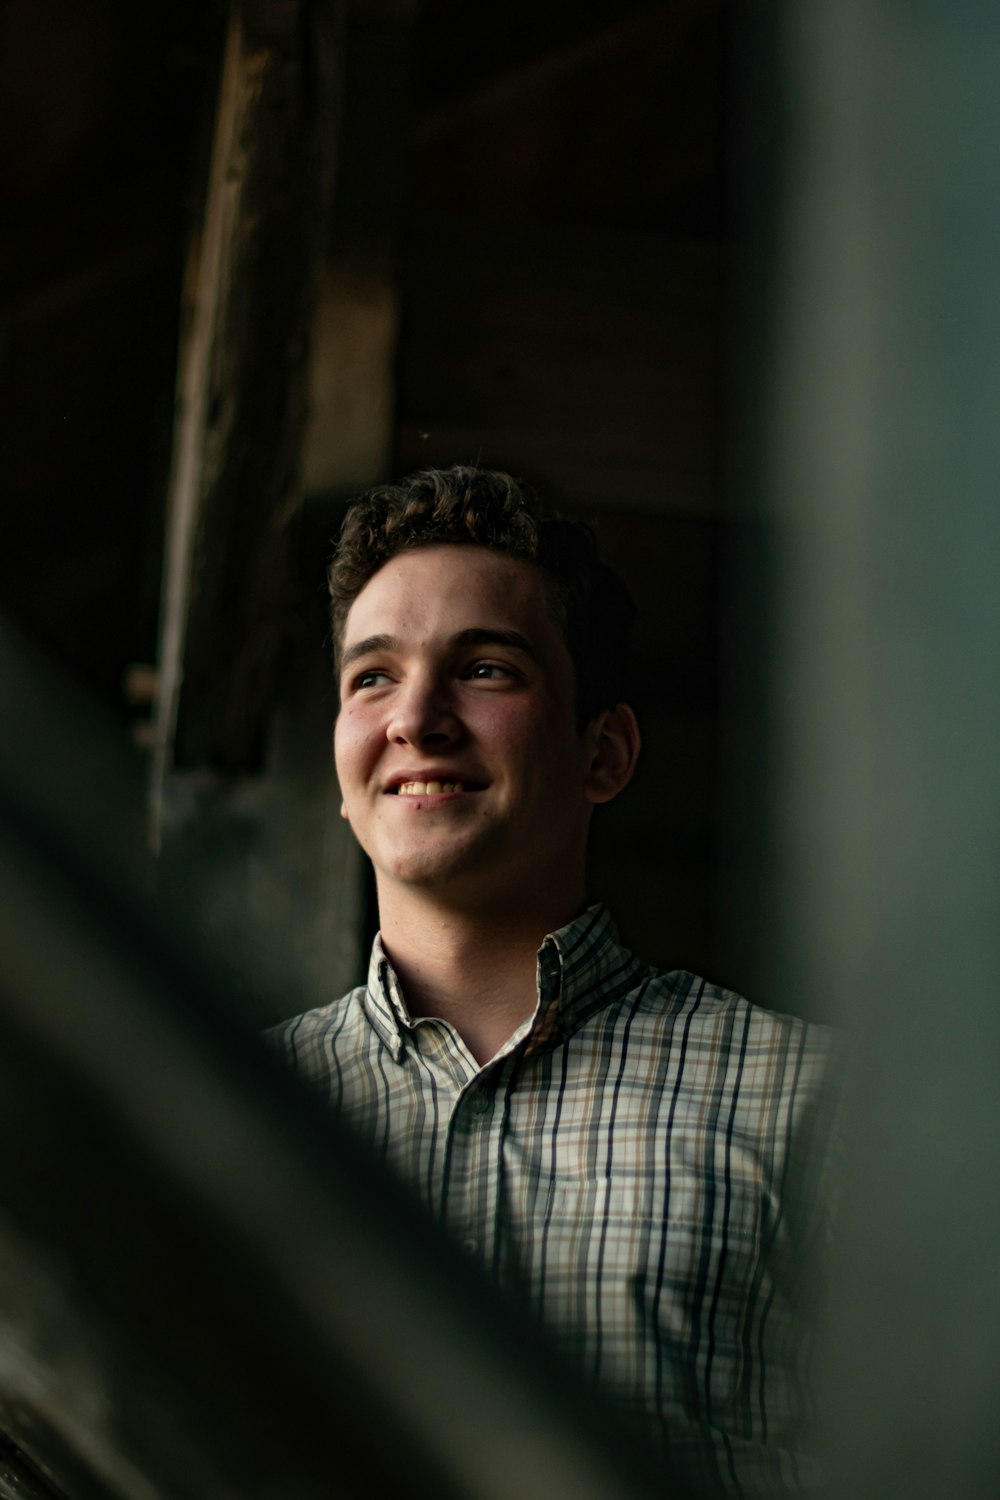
[
  {"x1": 475, "y1": 700, "x2": 578, "y2": 772},
  {"x1": 333, "y1": 706, "x2": 374, "y2": 784},
  {"x1": 472, "y1": 699, "x2": 540, "y2": 752}
]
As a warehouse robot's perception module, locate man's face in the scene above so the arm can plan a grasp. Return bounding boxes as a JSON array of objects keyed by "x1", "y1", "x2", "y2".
[{"x1": 334, "y1": 545, "x2": 604, "y2": 915}]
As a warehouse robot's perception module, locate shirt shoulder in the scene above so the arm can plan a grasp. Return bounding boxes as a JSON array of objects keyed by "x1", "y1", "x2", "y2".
[
  {"x1": 263, "y1": 987, "x2": 369, "y2": 1089},
  {"x1": 617, "y1": 962, "x2": 833, "y2": 1053}
]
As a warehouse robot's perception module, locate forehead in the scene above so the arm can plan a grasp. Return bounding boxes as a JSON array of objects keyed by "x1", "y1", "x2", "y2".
[{"x1": 342, "y1": 544, "x2": 563, "y2": 646}]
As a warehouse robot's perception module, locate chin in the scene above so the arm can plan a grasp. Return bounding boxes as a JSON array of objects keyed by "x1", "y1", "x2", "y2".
[
  {"x1": 377, "y1": 841, "x2": 508, "y2": 900},
  {"x1": 377, "y1": 847, "x2": 472, "y2": 887}
]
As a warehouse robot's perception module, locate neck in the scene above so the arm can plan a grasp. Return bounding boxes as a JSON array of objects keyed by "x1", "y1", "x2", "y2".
[{"x1": 376, "y1": 884, "x2": 585, "y2": 1066}]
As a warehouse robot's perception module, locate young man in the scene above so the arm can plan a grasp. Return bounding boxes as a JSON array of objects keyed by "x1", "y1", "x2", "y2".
[{"x1": 269, "y1": 467, "x2": 833, "y2": 1496}]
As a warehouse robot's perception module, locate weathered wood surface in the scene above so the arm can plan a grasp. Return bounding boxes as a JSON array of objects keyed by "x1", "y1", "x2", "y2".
[
  {"x1": 299, "y1": 0, "x2": 416, "y2": 497},
  {"x1": 152, "y1": 0, "x2": 343, "y2": 826}
]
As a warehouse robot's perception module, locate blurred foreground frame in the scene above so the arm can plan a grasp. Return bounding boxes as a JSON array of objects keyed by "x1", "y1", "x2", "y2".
[{"x1": 0, "y1": 614, "x2": 685, "y2": 1500}]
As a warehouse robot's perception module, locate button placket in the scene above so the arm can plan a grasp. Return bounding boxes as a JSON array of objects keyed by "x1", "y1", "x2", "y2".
[{"x1": 443, "y1": 1075, "x2": 503, "y2": 1269}]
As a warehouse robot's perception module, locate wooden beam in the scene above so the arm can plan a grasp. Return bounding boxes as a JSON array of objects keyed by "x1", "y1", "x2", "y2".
[{"x1": 151, "y1": 0, "x2": 343, "y2": 844}]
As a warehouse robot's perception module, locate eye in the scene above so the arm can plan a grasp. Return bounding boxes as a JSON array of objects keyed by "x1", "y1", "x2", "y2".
[
  {"x1": 466, "y1": 661, "x2": 516, "y2": 681},
  {"x1": 353, "y1": 668, "x2": 391, "y2": 690}
]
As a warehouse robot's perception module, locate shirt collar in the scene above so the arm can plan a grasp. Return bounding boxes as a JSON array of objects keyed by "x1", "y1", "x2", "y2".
[
  {"x1": 536, "y1": 903, "x2": 646, "y2": 1043},
  {"x1": 362, "y1": 904, "x2": 644, "y2": 1061},
  {"x1": 363, "y1": 936, "x2": 410, "y2": 1061}
]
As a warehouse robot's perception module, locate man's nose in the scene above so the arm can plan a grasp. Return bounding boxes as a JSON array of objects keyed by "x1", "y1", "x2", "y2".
[{"x1": 385, "y1": 674, "x2": 460, "y2": 746}]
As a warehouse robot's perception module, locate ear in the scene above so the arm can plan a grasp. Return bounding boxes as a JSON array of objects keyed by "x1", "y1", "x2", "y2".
[
  {"x1": 584, "y1": 703, "x2": 641, "y2": 805},
  {"x1": 334, "y1": 725, "x2": 350, "y2": 820}
]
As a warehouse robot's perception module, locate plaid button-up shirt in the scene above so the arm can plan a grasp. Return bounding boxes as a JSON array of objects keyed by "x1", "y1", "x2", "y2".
[{"x1": 268, "y1": 904, "x2": 835, "y2": 1496}]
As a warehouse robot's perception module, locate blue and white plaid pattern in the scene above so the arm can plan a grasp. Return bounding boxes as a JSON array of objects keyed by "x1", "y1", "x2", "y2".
[{"x1": 268, "y1": 905, "x2": 835, "y2": 1495}]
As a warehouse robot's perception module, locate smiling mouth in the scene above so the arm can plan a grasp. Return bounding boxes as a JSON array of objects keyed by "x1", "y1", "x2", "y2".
[{"x1": 392, "y1": 779, "x2": 482, "y2": 796}]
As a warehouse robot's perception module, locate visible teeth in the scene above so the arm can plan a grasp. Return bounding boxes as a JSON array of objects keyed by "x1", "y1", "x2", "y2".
[{"x1": 397, "y1": 779, "x2": 465, "y2": 795}]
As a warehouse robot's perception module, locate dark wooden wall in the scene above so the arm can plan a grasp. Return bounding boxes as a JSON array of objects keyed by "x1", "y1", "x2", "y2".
[{"x1": 1, "y1": 0, "x2": 738, "y2": 1011}]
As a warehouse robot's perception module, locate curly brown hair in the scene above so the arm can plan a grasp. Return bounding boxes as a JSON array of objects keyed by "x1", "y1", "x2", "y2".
[{"x1": 328, "y1": 466, "x2": 636, "y2": 726}]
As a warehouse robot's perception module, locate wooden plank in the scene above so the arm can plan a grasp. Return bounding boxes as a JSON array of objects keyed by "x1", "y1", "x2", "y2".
[
  {"x1": 151, "y1": 0, "x2": 343, "y2": 843},
  {"x1": 300, "y1": 263, "x2": 399, "y2": 496}
]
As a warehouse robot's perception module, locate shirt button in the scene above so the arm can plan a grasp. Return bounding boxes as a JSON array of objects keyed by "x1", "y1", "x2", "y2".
[
  {"x1": 470, "y1": 1089, "x2": 490, "y2": 1114},
  {"x1": 462, "y1": 1238, "x2": 479, "y2": 1256}
]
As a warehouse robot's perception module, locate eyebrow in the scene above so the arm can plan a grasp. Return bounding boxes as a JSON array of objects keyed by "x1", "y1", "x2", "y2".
[
  {"x1": 339, "y1": 627, "x2": 539, "y2": 673},
  {"x1": 340, "y1": 633, "x2": 399, "y2": 672},
  {"x1": 453, "y1": 627, "x2": 539, "y2": 660}
]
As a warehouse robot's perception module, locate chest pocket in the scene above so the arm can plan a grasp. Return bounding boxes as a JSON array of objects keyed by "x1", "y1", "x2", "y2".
[{"x1": 523, "y1": 1178, "x2": 763, "y2": 1413}]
